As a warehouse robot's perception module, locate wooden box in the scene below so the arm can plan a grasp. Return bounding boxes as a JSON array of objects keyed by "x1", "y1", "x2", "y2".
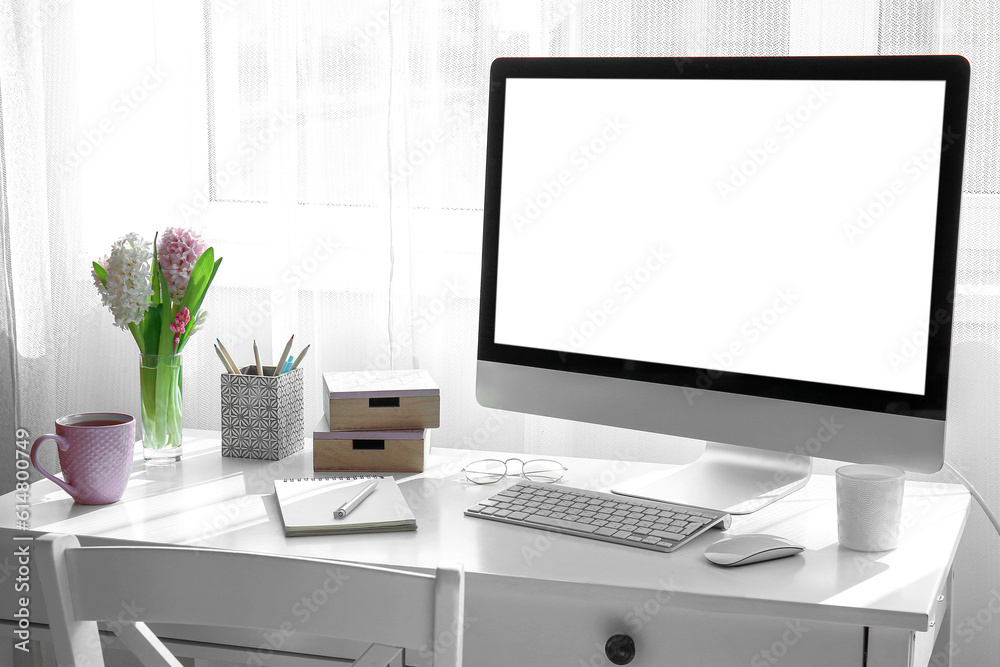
[
  {"x1": 313, "y1": 422, "x2": 426, "y2": 472},
  {"x1": 322, "y1": 370, "x2": 440, "y2": 431}
]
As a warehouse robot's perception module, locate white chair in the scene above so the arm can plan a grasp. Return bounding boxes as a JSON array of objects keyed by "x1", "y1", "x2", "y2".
[{"x1": 37, "y1": 533, "x2": 464, "y2": 667}]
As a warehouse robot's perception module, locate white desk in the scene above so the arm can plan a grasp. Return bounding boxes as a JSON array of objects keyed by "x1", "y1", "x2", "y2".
[{"x1": 1, "y1": 430, "x2": 970, "y2": 666}]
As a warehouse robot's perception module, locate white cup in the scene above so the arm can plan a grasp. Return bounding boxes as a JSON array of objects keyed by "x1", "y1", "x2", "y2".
[{"x1": 835, "y1": 464, "x2": 906, "y2": 552}]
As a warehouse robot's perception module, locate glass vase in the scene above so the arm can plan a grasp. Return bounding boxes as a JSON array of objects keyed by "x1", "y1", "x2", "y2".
[{"x1": 140, "y1": 353, "x2": 183, "y2": 464}]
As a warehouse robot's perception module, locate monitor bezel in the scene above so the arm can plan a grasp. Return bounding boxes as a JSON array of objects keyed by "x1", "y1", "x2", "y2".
[{"x1": 478, "y1": 55, "x2": 970, "y2": 421}]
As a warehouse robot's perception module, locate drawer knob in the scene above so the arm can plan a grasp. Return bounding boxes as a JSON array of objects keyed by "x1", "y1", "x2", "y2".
[{"x1": 605, "y1": 634, "x2": 636, "y2": 665}]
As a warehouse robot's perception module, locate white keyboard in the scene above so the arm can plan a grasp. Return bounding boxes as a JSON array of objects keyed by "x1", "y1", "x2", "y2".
[{"x1": 465, "y1": 480, "x2": 731, "y2": 552}]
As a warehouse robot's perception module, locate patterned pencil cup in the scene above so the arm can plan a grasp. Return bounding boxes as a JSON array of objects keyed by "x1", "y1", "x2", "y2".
[{"x1": 221, "y1": 367, "x2": 304, "y2": 460}]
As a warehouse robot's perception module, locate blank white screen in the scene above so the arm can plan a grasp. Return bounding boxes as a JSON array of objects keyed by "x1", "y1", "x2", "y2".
[{"x1": 494, "y1": 77, "x2": 947, "y2": 395}]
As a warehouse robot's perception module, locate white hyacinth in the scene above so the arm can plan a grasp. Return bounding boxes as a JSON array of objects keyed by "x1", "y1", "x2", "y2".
[
  {"x1": 97, "y1": 233, "x2": 154, "y2": 330},
  {"x1": 188, "y1": 308, "x2": 209, "y2": 334}
]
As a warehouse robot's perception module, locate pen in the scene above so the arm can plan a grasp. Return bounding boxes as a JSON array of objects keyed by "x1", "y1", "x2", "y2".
[
  {"x1": 334, "y1": 480, "x2": 379, "y2": 519},
  {"x1": 273, "y1": 334, "x2": 294, "y2": 376},
  {"x1": 215, "y1": 344, "x2": 235, "y2": 374},
  {"x1": 253, "y1": 340, "x2": 263, "y2": 376},
  {"x1": 289, "y1": 344, "x2": 310, "y2": 371},
  {"x1": 217, "y1": 338, "x2": 241, "y2": 375}
]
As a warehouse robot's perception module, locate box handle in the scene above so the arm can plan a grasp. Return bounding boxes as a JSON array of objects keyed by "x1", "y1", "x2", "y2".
[
  {"x1": 369, "y1": 397, "x2": 400, "y2": 408},
  {"x1": 353, "y1": 440, "x2": 386, "y2": 451}
]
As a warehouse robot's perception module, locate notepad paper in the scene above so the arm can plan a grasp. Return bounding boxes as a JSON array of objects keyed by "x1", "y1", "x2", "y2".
[{"x1": 274, "y1": 476, "x2": 417, "y2": 537}]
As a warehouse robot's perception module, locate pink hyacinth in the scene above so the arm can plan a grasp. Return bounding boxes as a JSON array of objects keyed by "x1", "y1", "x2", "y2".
[
  {"x1": 170, "y1": 307, "x2": 191, "y2": 351},
  {"x1": 158, "y1": 228, "x2": 208, "y2": 303}
]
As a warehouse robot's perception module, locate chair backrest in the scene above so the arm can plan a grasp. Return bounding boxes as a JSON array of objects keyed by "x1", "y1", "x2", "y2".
[{"x1": 37, "y1": 533, "x2": 464, "y2": 667}]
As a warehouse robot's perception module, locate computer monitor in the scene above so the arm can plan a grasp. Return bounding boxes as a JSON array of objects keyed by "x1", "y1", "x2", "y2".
[{"x1": 477, "y1": 56, "x2": 970, "y2": 514}]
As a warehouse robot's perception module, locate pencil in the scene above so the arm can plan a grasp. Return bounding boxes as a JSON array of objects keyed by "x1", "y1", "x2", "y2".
[
  {"x1": 289, "y1": 344, "x2": 310, "y2": 371},
  {"x1": 215, "y1": 344, "x2": 235, "y2": 374},
  {"x1": 273, "y1": 334, "x2": 294, "y2": 376},
  {"x1": 216, "y1": 338, "x2": 241, "y2": 375},
  {"x1": 253, "y1": 340, "x2": 263, "y2": 376}
]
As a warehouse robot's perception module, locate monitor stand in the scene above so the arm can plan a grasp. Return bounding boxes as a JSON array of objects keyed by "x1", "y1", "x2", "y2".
[{"x1": 610, "y1": 442, "x2": 811, "y2": 515}]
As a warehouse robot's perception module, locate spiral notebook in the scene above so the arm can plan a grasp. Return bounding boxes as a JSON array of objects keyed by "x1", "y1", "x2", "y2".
[{"x1": 273, "y1": 476, "x2": 417, "y2": 537}]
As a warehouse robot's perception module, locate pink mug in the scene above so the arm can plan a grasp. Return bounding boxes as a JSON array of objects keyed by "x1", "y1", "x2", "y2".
[{"x1": 30, "y1": 413, "x2": 136, "y2": 505}]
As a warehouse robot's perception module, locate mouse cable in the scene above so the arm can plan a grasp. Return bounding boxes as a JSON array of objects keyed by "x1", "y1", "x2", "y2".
[{"x1": 943, "y1": 462, "x2": 1000, "y2": 538}]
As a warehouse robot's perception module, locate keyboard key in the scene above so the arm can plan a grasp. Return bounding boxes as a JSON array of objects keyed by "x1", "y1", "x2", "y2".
[
  {"x1": 642, "y1": 536, "x2": 661, "y2": 544},
  {"x1": 632, "y1": 527, "x2": 651, "y2": 535},
  {"x1": 494, "y1": 509, "x2": 512, "y2": 518},
  {"x1": 524, "y1": 515, "x2": 599, "y2": 533},
  {"x1": 508, "y1": 511, "x2": 529, "y2": 521},
  {"x1": 651, "y1": 529, "x2": 687, "y2": 541},
  {"x1": 595, "y1": 527, "x2": 617, "y2": 536},
  {"x1": 613, "y1": 530, "x2": 632, "y2": 539}
]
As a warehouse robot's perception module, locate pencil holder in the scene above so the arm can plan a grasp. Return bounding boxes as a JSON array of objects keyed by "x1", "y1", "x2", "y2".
[{"x1": 221, "y1": 366, "x2": 304, "y2": 460}]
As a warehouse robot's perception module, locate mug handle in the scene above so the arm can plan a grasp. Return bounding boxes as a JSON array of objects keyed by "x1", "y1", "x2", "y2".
[{"x1": 30, "y1": 434, "x2": 78, "y2": 499}]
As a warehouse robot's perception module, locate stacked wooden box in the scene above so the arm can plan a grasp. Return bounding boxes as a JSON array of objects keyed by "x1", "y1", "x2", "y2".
[{"x1": 313, "y1": 370, "x2": 440, "y2": 473}]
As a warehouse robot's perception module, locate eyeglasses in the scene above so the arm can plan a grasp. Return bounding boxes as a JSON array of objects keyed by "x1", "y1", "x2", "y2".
[{"x1": 461, "y1": 458, "x2": 568, "y2": 485}]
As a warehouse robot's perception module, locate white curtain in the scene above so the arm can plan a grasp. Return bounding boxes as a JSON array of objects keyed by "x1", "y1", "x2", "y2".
[{"x1": 2, "y1": 1, "x2": 998, "y2": 663}]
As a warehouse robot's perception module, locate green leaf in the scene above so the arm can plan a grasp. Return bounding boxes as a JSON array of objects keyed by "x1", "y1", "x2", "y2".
[
  {"x1": 156, "y1": 261, "x2": 175, "y2": 355},
  {"x1": 176, "y1": 256, "x2": 222, "y2": 352},
  {"x1": 143, "y1": 303, "x2": 163, "y2": 354},
  {"x1": 92, "y1": 262, "x2": 107, "y2": 287},
  {"x1": 151, "y1": 232, "x2": 160, "y2": 305},
  {"x1": 128, "y1": 322, "x2": 145, "y2": 354},
  {"x1": 179, "y1": 248, "x2": 215, "y2": 314}
]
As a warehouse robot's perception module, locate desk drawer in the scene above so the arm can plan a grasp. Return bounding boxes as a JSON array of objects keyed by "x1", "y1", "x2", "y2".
[{"x1": 456, "y1": 578, "x2": 862, "y2": 667}]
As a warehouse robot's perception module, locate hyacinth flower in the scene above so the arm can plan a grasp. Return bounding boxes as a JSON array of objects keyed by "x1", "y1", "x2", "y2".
[
  {"x1": 93, "y1": 229, "x2": 222, "y2": 460},
  {"x1": 169, "y1": 307, "x2": 192, "y2": 351}
]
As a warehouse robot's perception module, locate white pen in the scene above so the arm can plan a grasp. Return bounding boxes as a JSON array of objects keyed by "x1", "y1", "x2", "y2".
[{"x1": 334, "y1": 480, "x2": 379, "y2": 519}]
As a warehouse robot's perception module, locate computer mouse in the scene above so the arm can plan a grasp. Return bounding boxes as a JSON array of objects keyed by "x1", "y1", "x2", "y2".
[{"x1": 703, "y1": 534, "x2": 805, "y2": 567}]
